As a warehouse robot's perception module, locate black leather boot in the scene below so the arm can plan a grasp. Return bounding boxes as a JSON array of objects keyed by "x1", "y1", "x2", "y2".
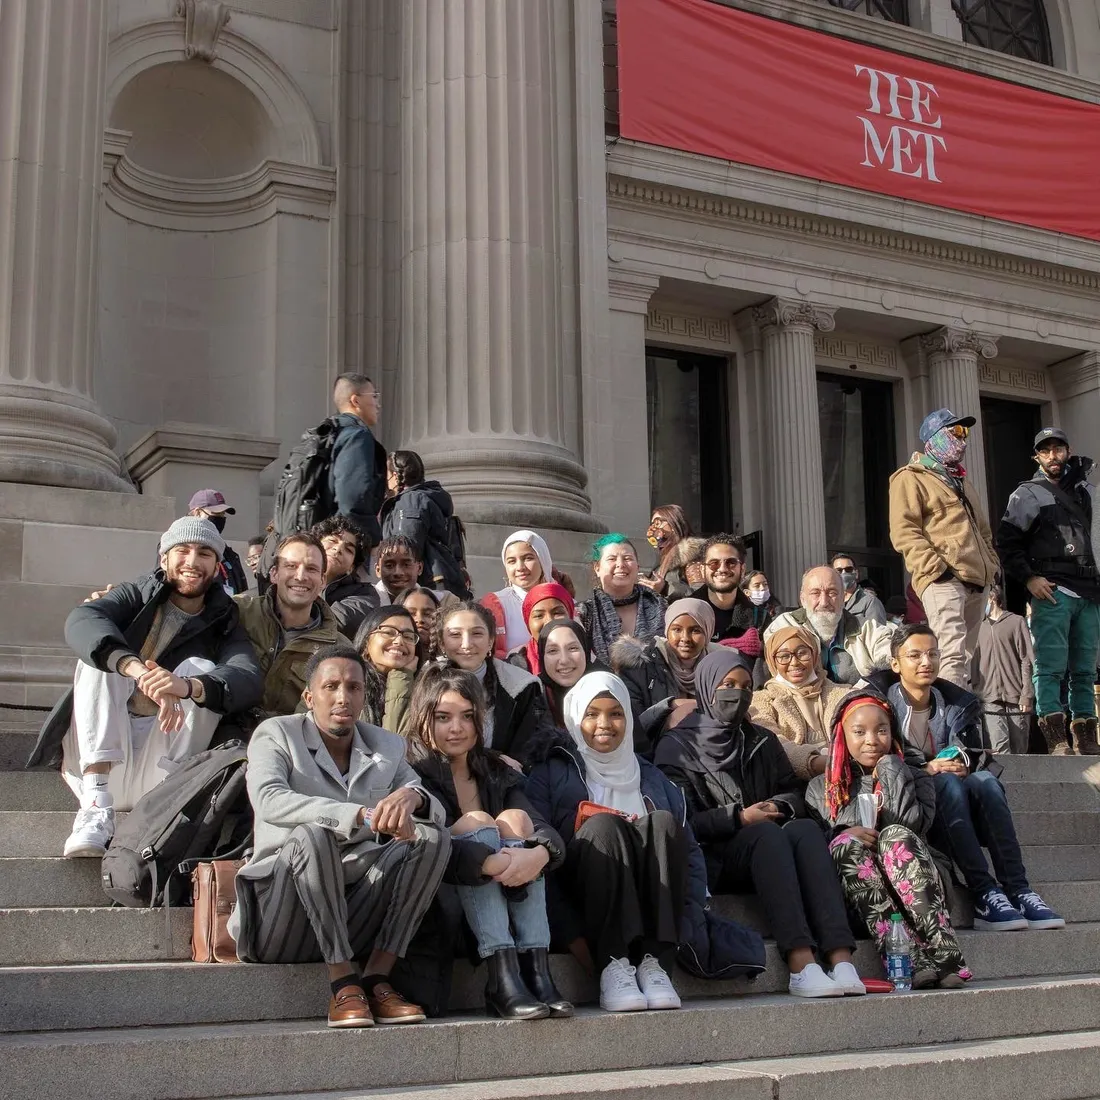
[
  {"x1": 519, "y1": 948, "x2": 574, "y2": 1018},
  {"x1": 484, "y1": 947, "x2": 549, "y2": 1020},
  {"x1": 1072, "y1": 716, "x2": 1100, "y2": 756}
]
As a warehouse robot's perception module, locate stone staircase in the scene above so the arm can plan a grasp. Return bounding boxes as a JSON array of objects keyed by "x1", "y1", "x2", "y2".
[{"x1": 3, "y1": 713, "x2": 1100, "y2": 1100}]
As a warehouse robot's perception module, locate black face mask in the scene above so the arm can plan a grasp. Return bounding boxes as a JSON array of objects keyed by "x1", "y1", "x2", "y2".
[
  {"x1": 712, "y1": 686, "x2": 751, "y2": 727},
  {"x1": 207, "y1": 514, "x2": 227, "y2": 533}
]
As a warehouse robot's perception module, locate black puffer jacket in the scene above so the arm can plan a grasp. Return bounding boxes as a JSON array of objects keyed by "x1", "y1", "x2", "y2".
[
  {"x1": 328, "y1": 413, "x2": 387, "y2": 547},
  {"x1": 380, "y1": 480, "x2": 469, "y2": 597},
  {"x1": 610, "y1": 635, "x2": 680, "y2": 755},
  {"x1": 409, "y1": 748, "x2": 564, "y2": 885},
  {"x1": 806, "y1": 754, "x2": 936, "y2": 839},
  {"x1": 322, "y1": 572, "x2": 379, "y2": 640},
  {"x1": 29, "y1": 572, "x2": 264, "y2": 767}
]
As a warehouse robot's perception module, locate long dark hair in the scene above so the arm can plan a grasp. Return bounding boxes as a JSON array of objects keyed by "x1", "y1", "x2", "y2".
[
  {"x1": 352, "y1": 605, "x2": 418, "y2": 724},
  {"x1": 405, "y1": 665, "x2": 488, "y2": 768},
  {"x1": 650, "y1": 504, "x2": 692, "y2": 575},
  {"x1": 389, "y1": 450, "x2": 426, "y2": 496},
  {"x1": 536, "y1": 618, "x2": 591, "y2": 728}
]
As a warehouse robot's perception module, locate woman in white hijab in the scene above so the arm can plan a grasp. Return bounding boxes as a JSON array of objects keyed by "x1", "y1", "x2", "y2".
[
  {"x1": 481, "y1": 529, "x2": 555, "y2": 659},
  {"x1": 525, "y1": 671, "x2": 697, "y2": 1014}
]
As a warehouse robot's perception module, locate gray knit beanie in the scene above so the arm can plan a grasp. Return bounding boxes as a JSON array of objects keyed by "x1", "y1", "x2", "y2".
[{"x1": 159, "y1": 516, "x2": 225, "y2": 559}]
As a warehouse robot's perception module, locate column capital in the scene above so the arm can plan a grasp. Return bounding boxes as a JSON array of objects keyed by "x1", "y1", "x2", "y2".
[
  {"x1": 749, "y1": 297, "x2": 836, "y2": 334},
  {"x1": 919, "y1": 326, "x2": 998, "y2": 360},
  {"x1": 607, "y1": 268, "x2": 661, "y2": 313}
]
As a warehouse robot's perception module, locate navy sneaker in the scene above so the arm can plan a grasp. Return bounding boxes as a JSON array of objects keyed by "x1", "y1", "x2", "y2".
[
  {"x1": 972, "y1": 889, "x2": 1029, "y2": 931},
  {"x1": 1011, "y1": 891, "x2": 1066, "y2": 930}
]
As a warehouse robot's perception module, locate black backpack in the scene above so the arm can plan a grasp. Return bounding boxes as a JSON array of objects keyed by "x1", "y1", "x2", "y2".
[
  {"x1": 424, "y1": 513, "x2": 472, "y2": 599},
  {"x1": 100, "y1": 742, "x2": 252, "y2": 907}
]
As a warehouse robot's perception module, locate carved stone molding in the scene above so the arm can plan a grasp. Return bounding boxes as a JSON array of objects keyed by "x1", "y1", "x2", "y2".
[
  {"x1": 751, "y1": 298, "x2": 836, "y2": 333},
  {"x1": 1049, "y1": 353, "x2": 1100, "y2": 398},
  {"x1": 814, "y1": 334, "x2": 899, "y2": 373},
  {"x1": 978, "y1": 363, "x2": 1048, "y2": 395},
  {"x1": 646, "y1": 309, "x2": 732, "y2": 345},
  {"x1": 175, "y1": 0, "x2": 231, "y2": 62},
  {"x1": 919, "y1": 327, "x2": 999, "y2": 361}
]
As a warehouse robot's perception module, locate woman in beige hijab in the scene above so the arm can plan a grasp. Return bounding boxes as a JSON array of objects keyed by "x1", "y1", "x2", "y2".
[{"x1": 749, "y1": 624, "x2": 848, "y2": 780}]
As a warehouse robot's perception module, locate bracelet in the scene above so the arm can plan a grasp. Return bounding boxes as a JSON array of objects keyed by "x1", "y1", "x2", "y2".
[{"x1": 183, "y1": 678, "x2": 194, "y2": 700}]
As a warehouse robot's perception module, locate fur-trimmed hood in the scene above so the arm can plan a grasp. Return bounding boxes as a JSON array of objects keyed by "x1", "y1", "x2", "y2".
[
  {"x1": 609, "y1": 633, "x2": 654, "y2": 672},
  {"x1": 663, "y1": 537, "x2": 706, "y2": 573}
]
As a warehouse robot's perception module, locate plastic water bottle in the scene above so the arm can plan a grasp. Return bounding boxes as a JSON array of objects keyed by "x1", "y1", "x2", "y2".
[{"x1": 885, "y1": 914, "x2": 912, "y2": 991}]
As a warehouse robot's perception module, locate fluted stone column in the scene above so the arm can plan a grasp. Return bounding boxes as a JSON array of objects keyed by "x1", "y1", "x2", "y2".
[
  {"x1": 920, "y1": 327, "x2": 997, "y2": 516},
  {"x1": 0, "y1": 0, "x2": 129, "y2": 491},
  {"x1": 748, "y1": 298, "x2": 834, "y2": 602},
  {"x1": 397, "y1": 0, "x2": 599, "y2": 530}
]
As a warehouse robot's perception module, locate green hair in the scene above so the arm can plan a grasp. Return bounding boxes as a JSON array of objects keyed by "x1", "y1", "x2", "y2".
[{"x1": 591, "y1": 532, "x2": 635, "y2": 562}]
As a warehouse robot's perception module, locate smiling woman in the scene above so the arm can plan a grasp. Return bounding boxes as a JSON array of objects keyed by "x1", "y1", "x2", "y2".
[{"x1": 352, "y1": 606, "x2": 420, "y2": 734}]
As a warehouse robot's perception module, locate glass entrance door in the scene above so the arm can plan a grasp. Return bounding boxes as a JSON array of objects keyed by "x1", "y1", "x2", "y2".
[
  {"x1": 817, "y1": 372, "x2": 901, "y2": 600},
  {"x1": 645, "y1": 349, "x2": 732, "y2": 535}
]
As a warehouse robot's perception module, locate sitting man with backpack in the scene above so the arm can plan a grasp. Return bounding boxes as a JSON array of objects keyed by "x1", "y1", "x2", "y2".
[
  {"x1": 229, "y1": 644, "x2": 449, "y2": 1028},
  {"x1": 235, "y1": 532, "x2": 341, "y2": 721},
  {"x1": 312, "y1": 515, "x2": 380, "y2": 640},
  {"x1": 27, "y1": 517, "x2": 264, "y2": 858}
]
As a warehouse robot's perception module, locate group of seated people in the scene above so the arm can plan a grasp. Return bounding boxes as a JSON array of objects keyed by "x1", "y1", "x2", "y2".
[{"x1": 29, "y1": 505, "x2": 1065, "y2": 1031}]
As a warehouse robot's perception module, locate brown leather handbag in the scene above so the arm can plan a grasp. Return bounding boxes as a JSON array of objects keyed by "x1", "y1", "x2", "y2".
[{"x1": 191, "y1": 859, "x2": 244, "y2": 963}]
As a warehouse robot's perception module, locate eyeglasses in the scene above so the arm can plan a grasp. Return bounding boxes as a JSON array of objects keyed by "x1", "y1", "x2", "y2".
[
  {"x1": 900, "y1": 649, "x2": 939, "y2": 663},
  {"x1": 774, "y1": 647, "x2": 815, "y2": 666},
  {"x1": 706, "y1": 558, "x2": 743, "y2": 571},
  {"x1": 947, "y1": 424, "x2": 969, "y2": 439},
  {"x1": 835, "y1": 566, "x2": 857, "y2": 575},
  {"x1": 372, "y1": 626, "x2": 417, "y2": 644}
]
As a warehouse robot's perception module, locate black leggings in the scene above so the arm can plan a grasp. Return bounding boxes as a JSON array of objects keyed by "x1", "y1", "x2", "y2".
[
  {"x1": 712, "y1": 818, "x2": 854, "y2": 959},
  {"x1": 563, "y1": 809, "x2": 688, "y2": 969}
]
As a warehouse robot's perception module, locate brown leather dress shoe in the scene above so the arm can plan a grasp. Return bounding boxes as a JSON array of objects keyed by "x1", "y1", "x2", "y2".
[
  {"x1": 328, "y1": 985, "x2": 374, "y2": 1028},
  {"x1": 367, "y1": 981, "x2": 426, "y2": 1024}
]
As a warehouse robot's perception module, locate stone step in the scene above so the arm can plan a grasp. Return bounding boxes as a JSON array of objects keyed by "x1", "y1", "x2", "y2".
[
  {"x1": 0, "y1": 727, "x2": 41, "y2": 769},
  {"x1": 1010, "y1": 810, "x2": 1100, "y2": 845},
  {"x1": 1002, "y1": 779, "x2": 1100, "y2": 811},
  {"x1": 1, "y1": 979, "x2": 1098, "y2": 1100},
  {"x1": 207, "y1": 1027, "x2": 1100, "y2": 1100},
  {"x1": 1017, "y1": 844, "x2": 1100, "y2": 881},
  {"x1": 0, "y1": 859, "x2": 106, "y2": 907},
  {"x1": 0, "y1": 770, "x2": 74, "y2": 809},
  {"x1": 2, "y1": 914, "x2": 1096, "y2": 1021},
  {"x1": 997, "y1": 755, "x2": 1100, "y2": 782}
]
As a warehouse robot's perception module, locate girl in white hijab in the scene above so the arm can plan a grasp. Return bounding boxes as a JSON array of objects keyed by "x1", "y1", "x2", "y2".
[{"x1": 482, "y1": 529, "x2": 554, "y2": 658}]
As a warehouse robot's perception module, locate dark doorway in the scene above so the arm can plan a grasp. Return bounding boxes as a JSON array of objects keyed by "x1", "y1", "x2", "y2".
[
  {"x1": 645, "y1": 349, "x2": 732, "y2": 536},
  {"x1": 817, "y1": 372, "x2": 901, "y2": 601},
  {"x1": 982, "y1": 396, "x2": 1042, "y2": 615}
]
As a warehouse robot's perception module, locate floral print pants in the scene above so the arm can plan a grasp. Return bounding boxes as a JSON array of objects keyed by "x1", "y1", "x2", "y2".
[{"x1": 829, "y1": 822, "x2": 967, "y2": 977}]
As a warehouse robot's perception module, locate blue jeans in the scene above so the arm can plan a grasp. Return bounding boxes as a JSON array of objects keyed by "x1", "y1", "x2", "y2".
[
  {"x1": 928, "y1": 770, "x2": 1029, "y2": 898},
  {"x1": 1030, "y1": 590, "x2": 1100, "y2": 718},
  {"x1": 453, "y1": 826, "x2": 551, "y2": 959}
]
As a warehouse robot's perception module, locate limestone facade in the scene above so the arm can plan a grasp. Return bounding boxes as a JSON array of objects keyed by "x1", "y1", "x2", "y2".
[{"x1": 3, "y1": 0, "x2": 1100, "y2": 699}]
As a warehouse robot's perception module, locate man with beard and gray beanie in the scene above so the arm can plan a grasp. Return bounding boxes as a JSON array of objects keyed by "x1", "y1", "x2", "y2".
[
  {"x1": 765, "y1": 565, "x2": 894, "y2": 685},
  {"x1": 29, "y1": 516, "x2": 264, "y2": 859}
]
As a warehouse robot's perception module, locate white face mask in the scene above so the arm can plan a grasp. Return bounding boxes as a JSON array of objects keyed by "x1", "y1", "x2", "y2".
[{"x1": 748, "y1": 587, "x2": 771, "y2": 606}]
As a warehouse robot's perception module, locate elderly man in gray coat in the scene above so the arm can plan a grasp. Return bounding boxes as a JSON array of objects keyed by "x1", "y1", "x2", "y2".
[{"x1": 229, "y1": 643, "x2": 449, "y2": 1029}]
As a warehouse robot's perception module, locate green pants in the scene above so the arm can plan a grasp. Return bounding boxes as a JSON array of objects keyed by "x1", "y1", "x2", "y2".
[{"x1": 1030, "y1": 589, "x2": 1100, "y2": 718}]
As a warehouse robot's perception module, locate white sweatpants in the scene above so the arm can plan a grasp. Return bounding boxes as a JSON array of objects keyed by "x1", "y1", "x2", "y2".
[{"x1": 61, "y1": 657, "x2": 221, "y2": 811}]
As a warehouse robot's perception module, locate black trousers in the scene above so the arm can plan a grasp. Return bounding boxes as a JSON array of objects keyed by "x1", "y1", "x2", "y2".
[
  {"x1": 712, "y1": 818, "x2": 854, "y2": 959},
  {"x1": 563, "y1": 809, "x2": 688, "y2": 970}
]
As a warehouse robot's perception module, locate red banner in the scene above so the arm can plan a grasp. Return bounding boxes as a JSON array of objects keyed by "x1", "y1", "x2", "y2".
[{"x1": 618, "y1": 0, "x2": 1100, "y2": 241}]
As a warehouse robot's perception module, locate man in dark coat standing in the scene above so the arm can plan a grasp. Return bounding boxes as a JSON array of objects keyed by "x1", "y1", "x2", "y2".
[{"x1": 329, "y1": 373, "x2": 387, "y2": 550}]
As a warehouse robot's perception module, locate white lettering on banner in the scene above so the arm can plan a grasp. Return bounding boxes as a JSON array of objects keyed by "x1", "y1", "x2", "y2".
[{"x1": 855, "y1": 63, "x2": 945, "y2": 183}]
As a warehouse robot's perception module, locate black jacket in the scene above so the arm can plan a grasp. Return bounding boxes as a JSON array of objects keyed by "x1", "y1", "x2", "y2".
[
  {"x1": 653, "y1": 718, "x2": 804, "y2": 887},
  {"x1": 484, "y1": 658, "x2": 559, "y2": 770},
  {"x1": 688, "y1": 584, "x2": 756, "y2": 642},
  {"x1": 322, "y1": 573, "x2": 379, "y2": 640},
  {"x1": 996, "y1": 457, "x2": 1100, "y2": 602},
  {"x1": 379, "y1": 480, "x2": 468, "y2": 596},
  {"x1": 29, "y1": 572, "x2": 264, "y2": 768},
  {"x1": 609, "y1": 635, "x2": 680, "y2": 755},
  {"x1": 410, "y1": 749, "x2": 564, "y2": 885},
  {"x1": 328, "y1": 412, "x2": 387, "y2": 546}
]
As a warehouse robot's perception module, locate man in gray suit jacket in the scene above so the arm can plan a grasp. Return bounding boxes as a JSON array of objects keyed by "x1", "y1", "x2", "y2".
[{"x1": 229, "y1": 643, "x2": 449, "y2": 1029}]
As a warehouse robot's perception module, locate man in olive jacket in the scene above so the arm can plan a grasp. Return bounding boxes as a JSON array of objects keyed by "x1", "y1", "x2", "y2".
[
  {"x1": 29, "y1": 517, "x2": 263, "y2": 859},
  {"x1": 889, "y1": 408, "x2": 999, "y2": 690},
  {"x1": 234, "y1": 531, "x2": 341, "y2": 720}
]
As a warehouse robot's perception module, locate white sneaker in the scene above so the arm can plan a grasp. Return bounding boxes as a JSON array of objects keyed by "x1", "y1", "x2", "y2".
[
  {"x1": 827, "y1": 960, "x2": 867, "y2": 996},
  {"x1": 788, "y1": 961, "x2": 843, "y2": 998},
  {"x1": 599, "y1": 958, "x2": 648, "y2": 1012},
  {"x1": 635, "y1": 954, "x2": 682, "y2": 1010},
  {"x1": 63, "y1": 806, "x2": 115, "y2": 858}
]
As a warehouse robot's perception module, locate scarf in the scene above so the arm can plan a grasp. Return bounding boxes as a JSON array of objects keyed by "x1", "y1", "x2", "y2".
[
  {"x1": 563, "y1": 671, "x2": 646, "y2": 817},
  {"x1": 587, "y1": 584, "x2": 665, "y2": 667},
  {"x1": 537, "y1": 619, "x2": 592, "y2": 727},
  {"x1": 764, "y1": 624, "x2": 828, "y2": 744},
  {"x1": 824, "y1": 695, "x2": 900, "y2": 822},
  {"x1": 494, "y1": 529, "x2": 554, "y2": 652},
  {"x1": 521, "y1": 582, "x2": 575, "y2": 675},
  {"x1": 923, "y1": 429, "x2": 968, "y2": 479},
  {"x1": 659, "y1": 597, "x2": 717, "y2": 698},
  {"x1": 673, "y1": 648, "x2": 755, "y2": 772}
]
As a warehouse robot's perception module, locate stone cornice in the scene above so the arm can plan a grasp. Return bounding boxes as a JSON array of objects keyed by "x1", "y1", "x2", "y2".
[
  {"x1": 606, "y1": 171, "x2": 1100, "y2": 295},
  {"x1": 125, "y1": 423, "x2": 282, "y2": 481},
  {"x1": 919, "y1": 327, "x2": 998, "y2": 360},
  {"x1": 752, "y1": 297, "x2": 836, "y2": 333},
  {"x1": 713, "y1": 0, "x2": 1100, "y2": 105}
]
